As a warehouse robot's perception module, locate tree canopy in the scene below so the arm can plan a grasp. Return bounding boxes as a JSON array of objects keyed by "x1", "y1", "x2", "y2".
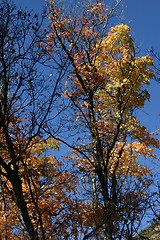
[{"x1": 0, "y1": 0, "x2": 159, "y2": 239}]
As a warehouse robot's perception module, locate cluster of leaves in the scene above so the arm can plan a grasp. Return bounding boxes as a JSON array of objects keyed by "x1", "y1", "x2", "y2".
[{"x1": 0, "y1": 136, "x2": 80, "y2": 239}]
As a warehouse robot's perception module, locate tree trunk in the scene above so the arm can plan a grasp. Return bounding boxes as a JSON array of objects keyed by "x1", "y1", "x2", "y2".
[
  {"x1": 0, "y1": 173, "x2": 8, "y2": 240},
  {"x1": 10, "y1": 173, "x2": 39, "y2": 240}
]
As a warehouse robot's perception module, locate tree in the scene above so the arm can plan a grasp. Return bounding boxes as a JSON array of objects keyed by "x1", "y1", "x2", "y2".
[
  {"x1": 46, "y1": 1, "x2": 159, "y2": 239},
  {"x1": 0, "y1": 1, "x2": 75, "y2": 239},
  {"x1": 0, "y1": 0, "x2": 159, "y2": 239},
  {"x1": 0, "y1": 136, "x2": 79, "y2": 240}
]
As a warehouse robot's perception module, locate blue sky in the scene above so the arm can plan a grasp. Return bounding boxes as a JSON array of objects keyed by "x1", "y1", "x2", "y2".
[
  {"x1": 124, "y1": 0, "x2": 160, "y2": 132},
  {"x1": 125, "y1": 0, "x2": 160, "y2": 52},
  {"x1": 14, "y1": 0, "x2": 160, "y2": 52}
]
